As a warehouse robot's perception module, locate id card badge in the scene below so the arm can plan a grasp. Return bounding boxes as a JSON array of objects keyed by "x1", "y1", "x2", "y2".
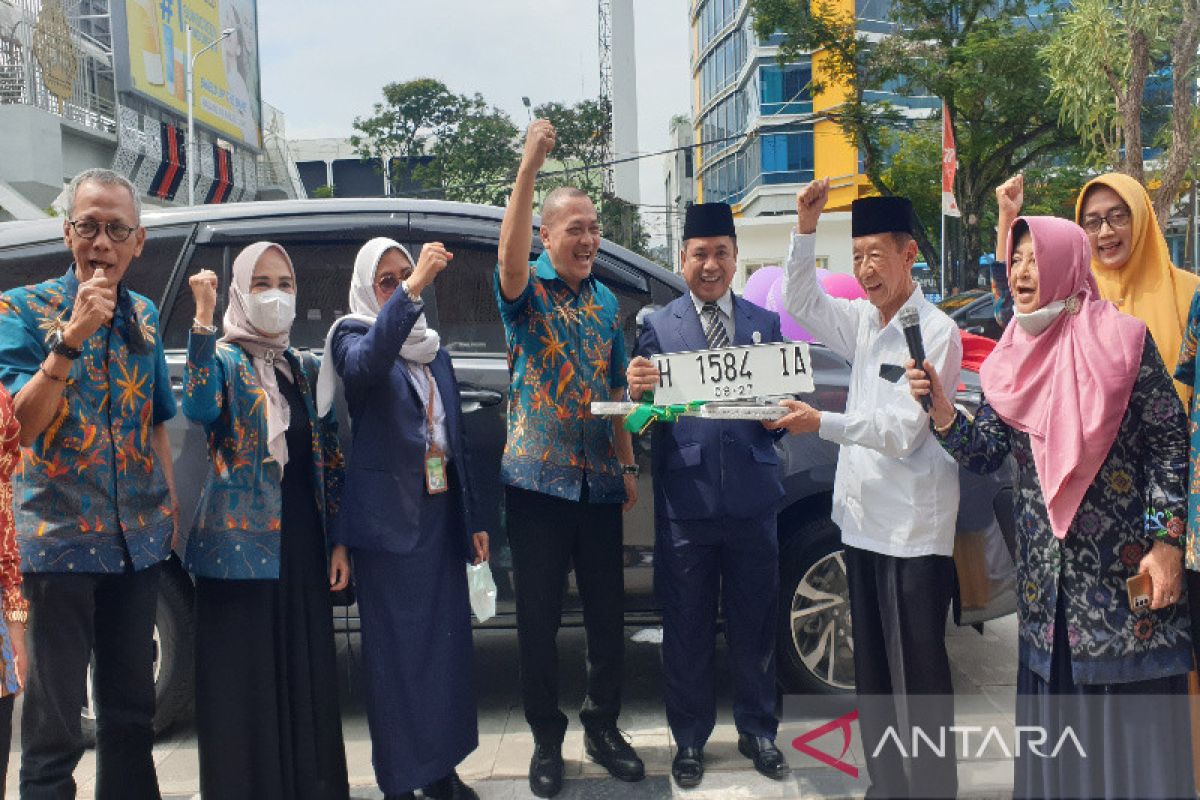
[{"x1": 425, "y1": 444, "x2": 449, "y2": 495}]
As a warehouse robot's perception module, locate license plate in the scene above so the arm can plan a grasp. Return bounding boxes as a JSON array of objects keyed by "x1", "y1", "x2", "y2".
[{"x1": 651, "y1": 342, "x2": 814, "y2": 405}]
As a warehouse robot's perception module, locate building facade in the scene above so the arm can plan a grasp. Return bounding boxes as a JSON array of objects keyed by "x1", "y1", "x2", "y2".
[
  {"x1": 0, "y1": 0, "x2": 297, "y2": 221},
  {"x1": 690, "y1": 0, "x2": 936, "y2": 280}
]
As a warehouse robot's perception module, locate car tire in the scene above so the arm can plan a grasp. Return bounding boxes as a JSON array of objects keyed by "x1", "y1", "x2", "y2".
[
  {"x1": 776, "y1": 518, "x2": 855, "y2": 695},
  {"x1": 81, "y1": 562, "x2": 195, "y2": 747}
]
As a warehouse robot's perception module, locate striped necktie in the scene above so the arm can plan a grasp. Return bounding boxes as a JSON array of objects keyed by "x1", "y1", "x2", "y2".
[{"x1": 702, "y1": 301, "x2": 730, "y2": 349}]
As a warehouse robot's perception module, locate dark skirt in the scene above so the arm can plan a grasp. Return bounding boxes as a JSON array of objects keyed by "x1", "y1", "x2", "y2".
[
  {"x1": 194, "y1": 373, "x2": 348, "y2": 800},
  {"x1": 352, "y1": 488, "x2": 478, "y2": 795},
  {"x1": 1014, "y1": 598, "x2": 1193, "y2": 800}
]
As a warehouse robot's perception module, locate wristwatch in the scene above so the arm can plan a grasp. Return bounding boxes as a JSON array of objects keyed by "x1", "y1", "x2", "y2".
[
  {"x1": 621, "y1": 463, "x2": 640, "y2": 478},
  {"x1": 191, "y1": 320, "x2": 218, "y2": 335},
  {"x1": 400, "y1": 281, "x2": 423, "y2": 304},
  {"x1": 47, "y1": 328, "x2": 82, "y2": 360},
  {"x1": 4, "y1": 607, "x2": 28, "y2": 625}
]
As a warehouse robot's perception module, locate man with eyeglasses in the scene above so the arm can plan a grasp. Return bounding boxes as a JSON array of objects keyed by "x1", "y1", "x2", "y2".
[{"x1": 0, "y1": 168, "x2": 177, "y2": 799}]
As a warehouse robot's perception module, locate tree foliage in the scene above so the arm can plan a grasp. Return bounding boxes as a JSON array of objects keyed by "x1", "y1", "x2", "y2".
[
  {"x1": 350, "y1": 78, "x2": 519, "y2": 205},
  {"x1": 750, "y1": 0, "x2": 1074, "y2": 285},
  {"x1": 1043, "y1": 0, "x2": 1200, "y2": 224}
]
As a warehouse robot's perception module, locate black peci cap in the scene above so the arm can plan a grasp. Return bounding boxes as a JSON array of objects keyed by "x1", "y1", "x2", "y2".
[
  {"x1": 851, "y1": 196, "x2": 914, "y2": 238},
  {"x1": 683, "y1": 202, "x2": 737, "y2": 241}
]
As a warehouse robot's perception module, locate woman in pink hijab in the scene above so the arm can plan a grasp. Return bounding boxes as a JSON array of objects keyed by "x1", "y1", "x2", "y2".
[{"x1": 910, "y1": 216, "x2": 1192, "y2": 798}]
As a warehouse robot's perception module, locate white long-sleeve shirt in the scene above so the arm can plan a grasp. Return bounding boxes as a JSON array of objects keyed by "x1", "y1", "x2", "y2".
[{"x1": 783, "y1": 233, "x2": 963, "y2": 557}]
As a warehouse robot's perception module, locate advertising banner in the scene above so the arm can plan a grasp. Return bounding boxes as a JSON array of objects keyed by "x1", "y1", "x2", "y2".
[{"x1": 111, "y1": 0, "x2": 262, "y2": 151}]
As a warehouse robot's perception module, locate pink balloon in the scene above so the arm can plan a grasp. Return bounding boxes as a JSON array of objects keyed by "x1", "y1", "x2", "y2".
[
  {"x1": 743, "y1": 266, "x2": 783, "y2": 307},
  {"x1": 741, "y1": 266, "x2": 865, "y2": 342},
  {"x1": 821, "y1": 271, "x2": 867, "y2": 300}
]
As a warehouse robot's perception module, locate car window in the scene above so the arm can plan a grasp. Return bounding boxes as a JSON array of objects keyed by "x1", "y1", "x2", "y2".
[
  {"x1": 420, "y1": 242, "x2": 507, "y2": 355},
  {"x1": 0, "y1": 238, "x2": 70, "y2": 292},
  {"x1": 125, "y1": 226, "x2": 190, "y2": 307},
  {"x1": 162, "y1": 243, "x2": 227, "y2": 350},
  {"x1": 0, "y1": 227, "x2": 188, "y2": 308}
]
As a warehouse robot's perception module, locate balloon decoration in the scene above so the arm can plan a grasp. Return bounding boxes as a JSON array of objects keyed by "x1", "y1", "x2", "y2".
[{"x1": 742, "y1": 266, "x2": 867, "y2": 342}]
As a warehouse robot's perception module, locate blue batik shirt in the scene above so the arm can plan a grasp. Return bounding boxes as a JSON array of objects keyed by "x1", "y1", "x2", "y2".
[
  {"x1": 0, "y1": 266, "x2": 177, "y2": 573},
  {"x1": 494, "y1": 252, "x2": 629, "y2": 504}
]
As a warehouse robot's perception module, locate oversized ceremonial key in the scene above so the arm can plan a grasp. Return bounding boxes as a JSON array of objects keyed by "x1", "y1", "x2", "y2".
[{"x1": 650, "y1": 342, "x2": 815, "y2": 405}]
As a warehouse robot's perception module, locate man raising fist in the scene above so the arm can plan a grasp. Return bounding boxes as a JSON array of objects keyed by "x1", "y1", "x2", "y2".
[
  {"x1": 0, "y1": 168, "x2": 177, "y2": 799},
  {"x1": 495, "y1": 122, "x2": 643, "y2": 798}
]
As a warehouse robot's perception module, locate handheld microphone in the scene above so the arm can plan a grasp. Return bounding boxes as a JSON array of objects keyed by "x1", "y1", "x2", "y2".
[{"x1": 898, "y1": 307, "x2": 931, "y2": 412}]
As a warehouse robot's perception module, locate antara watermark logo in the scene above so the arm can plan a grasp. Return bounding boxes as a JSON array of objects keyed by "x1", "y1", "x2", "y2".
[{"x1": 791, "y1": 710, "x2": 1087, "y2": 779}]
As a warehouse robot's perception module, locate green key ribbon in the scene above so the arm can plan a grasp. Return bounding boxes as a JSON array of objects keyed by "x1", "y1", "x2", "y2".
[{"x1": 624, "y1": 401, "x2": 708, "y2": 434}]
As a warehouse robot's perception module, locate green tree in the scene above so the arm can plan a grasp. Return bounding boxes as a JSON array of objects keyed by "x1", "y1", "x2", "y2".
[
  {"x1": 533, "y1": 98, "x2": 652, "y2": 257},
  {"x1": 534, "y1": 99, "x2": 612, "y2": 196},
  {"x1": 1043, "y1": 0, "x2": 1200, "y2": 225},
  {"x1": 350, "y1": 79, "x2": 519, "y2": 203},
  {"x1": 750, "y1": 0, "x2": 1074, "y2": 286}
]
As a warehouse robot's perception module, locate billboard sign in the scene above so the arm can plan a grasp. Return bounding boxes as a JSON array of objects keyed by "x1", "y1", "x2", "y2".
[{"x1": 111, "y1": 0, "x2": 262, "y2": 151}]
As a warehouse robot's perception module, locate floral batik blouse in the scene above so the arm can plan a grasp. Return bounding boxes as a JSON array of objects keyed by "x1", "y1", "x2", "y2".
[{"x1": 936, "y1": 331, "x2": 1191, "y2": 685}]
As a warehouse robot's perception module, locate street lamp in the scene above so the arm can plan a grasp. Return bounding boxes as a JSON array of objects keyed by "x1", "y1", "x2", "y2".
[{"x1": 186, "y1": 26, "x2": 234, "y2": 206}]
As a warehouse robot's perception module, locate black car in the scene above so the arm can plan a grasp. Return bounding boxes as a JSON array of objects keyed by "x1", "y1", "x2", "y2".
[
  {"x1": 938, "y1": 288, "x2": 1004, "y2": 340},
  {"x1": 0, "y1": 199, "x2": 1017, "y2": 736}
]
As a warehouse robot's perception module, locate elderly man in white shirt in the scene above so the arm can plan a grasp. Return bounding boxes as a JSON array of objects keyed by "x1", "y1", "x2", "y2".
[{"x1": 767, "y1": 180, "x2": 963, "y2": 799}]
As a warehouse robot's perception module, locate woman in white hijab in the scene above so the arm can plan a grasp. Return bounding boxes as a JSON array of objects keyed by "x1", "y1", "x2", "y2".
[
  {"x1": 319, "y1": 238, "x2": 487, "y2": 800},
  {"x1": 183, "y1": 242, "x2": 350, "y2": 800}
]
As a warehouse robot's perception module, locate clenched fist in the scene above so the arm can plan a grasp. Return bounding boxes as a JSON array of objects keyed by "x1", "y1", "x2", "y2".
[
  {"x1": 996, "y1": 174, "x2": 1024, "y2": 221},
  {"x1": 189, "y1": 269, "x2": 219, "y2": 327},
  {"x1": 795, "y1": 178, "x2": 830, "y2": 235},
  {"x1": 521, "y1": 119, "x2": 556, "y2": 172},
  {"x1": 406, "y1": 242, "x2": 454, "y2": 296},
  {"x1": 65, "y1": 267, "x2": 116, "y2": 347}
]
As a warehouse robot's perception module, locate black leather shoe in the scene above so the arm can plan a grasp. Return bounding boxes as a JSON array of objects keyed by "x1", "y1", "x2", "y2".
[
  {"x1": 671, "y1": 746, "x2": 704, "y2": 788},
  {"x1": 738, "y1": 734, "x2": 791, "y2": 779},
  {"x1": 529, "y1": 742, "x2": 564, "y2": 798},
  {"x1": 422, "y1": 770, "x2": 479, "y2": 800},
  {"x1": 584, "y1": 726, "x2": 646, "y2": 782}
]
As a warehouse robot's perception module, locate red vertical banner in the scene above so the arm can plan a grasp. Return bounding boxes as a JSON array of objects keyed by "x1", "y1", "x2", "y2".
[{"x1": 941, "y1": 104, "x2": 961, "y2": 218}]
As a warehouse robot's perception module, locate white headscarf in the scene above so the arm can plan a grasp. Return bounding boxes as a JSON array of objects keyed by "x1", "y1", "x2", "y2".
[
  {"x1": 221, "y1": 242, "x2": 296, "y2": 471},
  {"x1": 315, "y1": 237, "x2": 441, "y2": 416}
]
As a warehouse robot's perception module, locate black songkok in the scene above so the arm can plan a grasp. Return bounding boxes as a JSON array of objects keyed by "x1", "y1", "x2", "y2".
[
  {"x1": 683, "y1": 202, "x2": 737, "y2": 241},
  {"x1": 851, "y1": 196, "x2": 914, "y2": 238}
]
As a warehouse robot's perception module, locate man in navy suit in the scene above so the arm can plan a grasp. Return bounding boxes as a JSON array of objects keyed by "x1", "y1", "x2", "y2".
[{"x1": 627, "y1": 203, "x2": 790, "y2": 789}]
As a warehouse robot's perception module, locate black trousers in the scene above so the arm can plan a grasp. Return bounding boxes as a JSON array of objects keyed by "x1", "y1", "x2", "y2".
[
  {"x1": 845, "y1": 546, "x2": 957, "y2": 800},
  {"x1": 506, "y1": 485, "x2": 624, "y2": 745},
  {"x1": 658, "y1": 513, "x2": 779, "y2": 749},
  {"x1": 20, "y1": 564, "x2": 162, "y2": 800}
]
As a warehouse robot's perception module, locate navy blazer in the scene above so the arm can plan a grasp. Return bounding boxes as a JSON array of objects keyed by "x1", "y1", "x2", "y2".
[
  {"x1": 635, "y1": 293, "x2": 787, "y2": 521},
  {"x1": 331, "y1": 291, "x2": 478, "y2": 559}
]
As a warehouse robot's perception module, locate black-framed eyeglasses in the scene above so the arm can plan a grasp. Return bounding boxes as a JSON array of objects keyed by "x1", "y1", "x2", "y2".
[
  {"x1": 1080, "y1": 208, "x2": 1132, "y2": 235},
  {"x1": 67, "y1": 219, "x2": 138, "y2": 243}
]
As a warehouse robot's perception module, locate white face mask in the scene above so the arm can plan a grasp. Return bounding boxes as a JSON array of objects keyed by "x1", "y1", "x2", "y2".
[{"x1": 238, "y1": 287, "x2": 296, "y2": 335}]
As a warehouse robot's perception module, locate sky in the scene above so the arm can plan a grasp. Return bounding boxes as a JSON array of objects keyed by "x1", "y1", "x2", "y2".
[{"x1": 256, "y1": 0, "x2": 693, "y2": 242}]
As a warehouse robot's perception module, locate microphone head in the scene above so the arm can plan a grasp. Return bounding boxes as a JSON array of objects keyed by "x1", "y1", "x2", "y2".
[{"x1": 898, "y1": 307, "x2": 920, "y2": 329}]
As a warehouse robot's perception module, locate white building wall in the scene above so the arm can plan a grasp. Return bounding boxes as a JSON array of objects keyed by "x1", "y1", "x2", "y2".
[{"x1": 610, "y1": 0, "x2": 639, "y2": 204}]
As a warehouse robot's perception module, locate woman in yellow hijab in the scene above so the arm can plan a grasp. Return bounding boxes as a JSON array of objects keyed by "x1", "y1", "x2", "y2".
[
  {"x1": 993, "y1": 172, "x2": 1199, "y2": 403},
  {"x1": 1075, "y1": 173, "x2": 1200, "y2": 402}
]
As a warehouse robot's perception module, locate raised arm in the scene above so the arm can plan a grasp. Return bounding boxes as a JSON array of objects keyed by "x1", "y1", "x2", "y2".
[
  {"x1": 498, "y1": 120, "x2": 556, "y2": 302},
  {"x1": 991, "y1": 175, "x2": 1023, "y2": 327},
  {"x1": 334, "y1": 243, "x2": 450, "y2": 391},
  {"x1": 182, "y1": 269, "x2": 226, "y2": 426},
  {"x1": 782, "y1": 180, "x2": 861, "y2": 361},
  {"x1": 10, "y1": 269, "x2": 116, "y2": 446}
]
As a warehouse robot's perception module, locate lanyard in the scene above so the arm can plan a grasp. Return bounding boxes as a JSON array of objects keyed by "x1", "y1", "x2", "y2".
[{"x1": 422, "y1": 366, "x2": 437, "y2": 447}]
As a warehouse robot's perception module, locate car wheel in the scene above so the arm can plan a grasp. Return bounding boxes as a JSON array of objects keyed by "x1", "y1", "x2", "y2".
[
  {"x1": 777, "y1": 519, "x2": 855, "y2": 694},
  {"x1": 81, "y1": 564, "x2": 195, "y2": 747}
]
